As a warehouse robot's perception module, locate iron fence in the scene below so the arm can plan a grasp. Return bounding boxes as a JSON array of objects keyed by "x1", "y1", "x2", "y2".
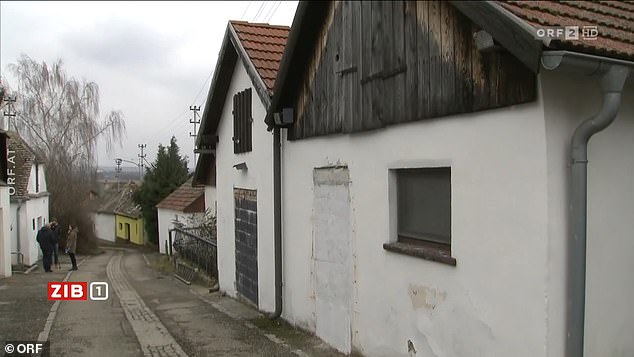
[{"x1": 171, "y1": 227, "x2": 217, "y2": 278}]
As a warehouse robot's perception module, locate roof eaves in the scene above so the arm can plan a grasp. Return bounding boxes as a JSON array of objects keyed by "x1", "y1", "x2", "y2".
[
  {"x1": 266, "y1": 1, "x2": 330, "y2": 129},
  {"x1": 196, "y1": 24, "x2": 238, "y2": 148},
  {"x1": 449, "y1": 1, "x2": 543, "y2": 73},
  {"x1": 182, "y1": 193, "x2": 205, "y2": 213}
]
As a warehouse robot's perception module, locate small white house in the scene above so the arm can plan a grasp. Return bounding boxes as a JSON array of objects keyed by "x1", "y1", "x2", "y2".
[
  {"x1": 92, "y1": 188, "x2": 116, "y2": 243},
  {"x1": 194, "y1": 20, "x2": 290, "y2": 309},
  {"x1": 7, "y1": 134, "x2": 49, "y2": 267},
  {"x1": 261, "y1": 2, "x2": 634, "y2": 356},
  {"x1": 156, "y1": 177, "x2": 206, "y2": 255}
]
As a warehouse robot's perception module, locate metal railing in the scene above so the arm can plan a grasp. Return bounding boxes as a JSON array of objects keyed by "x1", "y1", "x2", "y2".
[{"x1": 171, "y1": 227, "x2": 217, "y2": 278}]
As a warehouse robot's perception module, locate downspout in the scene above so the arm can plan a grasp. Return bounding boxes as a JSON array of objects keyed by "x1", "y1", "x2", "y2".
[
  {"x1": 542, "y1": 51, "x2": 631, "y2": 357},
  {"x1": 269, "y1": 127, "x2": 283, "y2": 319},
  {"x1": 16, "y1": 199, "x2": 24, "y2": 264}
]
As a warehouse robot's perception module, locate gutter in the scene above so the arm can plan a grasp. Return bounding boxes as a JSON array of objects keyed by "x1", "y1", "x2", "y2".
[
  {"x1": 541, "y1": 50, "x2": 632, "y2": 357},
  {"x1": 269, "y1": 127, "x2": 283, "y2": 319},
  {"x1": 15, "y1": 199, "x2": 25, "y2": 265}
]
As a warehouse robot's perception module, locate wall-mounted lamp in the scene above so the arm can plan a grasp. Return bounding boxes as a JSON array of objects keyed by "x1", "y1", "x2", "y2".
[{"x1": 273, "y1": 107, "x2": 294, "y2": 126}]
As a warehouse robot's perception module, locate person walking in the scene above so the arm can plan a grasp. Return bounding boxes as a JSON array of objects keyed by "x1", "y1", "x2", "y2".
[
  {"x1": 51, "y1": 220, "x2": 61, "y2": 270},
  {"x1": 36, "y1": 223, "x2": 55, "y2": 272},
  {"x1": 66, "y1": 224, "x2": 78, "y2": 271}
]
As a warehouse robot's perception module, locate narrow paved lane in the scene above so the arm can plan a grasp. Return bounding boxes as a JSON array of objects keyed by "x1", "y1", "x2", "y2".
[
  {"x1": 122, "y1": 250, "x2": 297, "y2": 357},
  {"x1": 3, "y1": 248, "x2": 343, "y2": 357},
  {"x1": 107, "y1": 253, "x2": 187, "y2": 356},
  {"x1": 49, "y1": 251, "x2": 141, "y2": 357}
]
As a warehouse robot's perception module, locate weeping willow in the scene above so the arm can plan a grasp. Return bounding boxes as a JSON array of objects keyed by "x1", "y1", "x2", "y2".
[{"x1": 7, "y1": 54, "x2": 126, "y2": 251}]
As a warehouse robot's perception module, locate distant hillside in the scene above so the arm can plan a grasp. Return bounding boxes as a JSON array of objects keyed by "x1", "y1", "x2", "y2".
[{"x1": 97, "y1": 166, "x2": 142, "y2": 181}]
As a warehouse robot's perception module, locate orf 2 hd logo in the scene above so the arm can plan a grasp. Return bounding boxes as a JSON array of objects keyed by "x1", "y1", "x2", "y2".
[{"x1": 47, "y1": 282, "x2": 109, "y2": 301}]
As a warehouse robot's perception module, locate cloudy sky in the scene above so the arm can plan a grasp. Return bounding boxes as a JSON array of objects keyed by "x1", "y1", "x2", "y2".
[{"x1": 0, "y1": 1, "x2": 298, "y2": 169}]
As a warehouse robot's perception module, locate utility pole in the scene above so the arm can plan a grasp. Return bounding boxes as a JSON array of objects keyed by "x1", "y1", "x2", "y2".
[
  {"x1": 137, "y1": 144, "x2": 146, "y2": 181},
  {"x1": 2, "y1": 95, "x2": 16, "y2": 131},
  {"x1": 115, "y1": 158, "x2": 122, "y2": 191},
  {"x1": 189, "y1": 105, "x2": 201, "y2": 165}
]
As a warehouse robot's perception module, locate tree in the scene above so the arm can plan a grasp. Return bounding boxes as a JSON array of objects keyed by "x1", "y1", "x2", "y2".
[
  {"x1": 134, "y1": 136, "x2": 189, "y2": 244},
  {"x1": 5, "y1": 55, "x2": 126, "y2": 252}
]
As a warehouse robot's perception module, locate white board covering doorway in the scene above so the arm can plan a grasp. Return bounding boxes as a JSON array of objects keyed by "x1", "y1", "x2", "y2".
[{"x1": 312, "y1": 166, "x2": 352, "y2": 354}]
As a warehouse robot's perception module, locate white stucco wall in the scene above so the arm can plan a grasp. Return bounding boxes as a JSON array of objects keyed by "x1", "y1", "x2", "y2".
[
  {"x1": 0, "y1": 186, "x2": 11, "y2": 277},
  {"x1": 157, "y1": 208, "x2": 203, "y2": 255},
  {"x1": 204, "y1": 185, "x2": 217, "y2": 215},
  {"x1": 542, "y1": 71, "x2": 634, "y2": 357},
  {"x1": 215, "y1": 59, "x2": 275, "y2": 313},
  {"x1": 26, "y1": 163, "x2": 47, "y2": 194},
  {"x1": 94, "y1": 212, "x2": 116, "y2": 243},
  {"x1": 279, "y1": 96, "x2": 551, "y2": 355},
  {"x1": 10, "y1": 196, "x2": 48, "y2": 266}
]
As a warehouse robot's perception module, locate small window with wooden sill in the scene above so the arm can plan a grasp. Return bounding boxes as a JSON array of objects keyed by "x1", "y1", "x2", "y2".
[{"x1": 384, "y1": 167, "x2": 455, "y2": 266}]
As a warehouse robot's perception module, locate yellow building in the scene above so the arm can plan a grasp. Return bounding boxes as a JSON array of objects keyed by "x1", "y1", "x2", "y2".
[
  {"x1": 115, "y1": 213, "x2": 144, "y2": 245},
  {"x1": 99, "y1": 181, "x2": 145, "y2": 245}
]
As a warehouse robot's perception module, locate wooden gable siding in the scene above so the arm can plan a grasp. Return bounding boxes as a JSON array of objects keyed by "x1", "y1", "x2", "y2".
[{"x1": 288, "y1": 1, "x2": 536, "y2": 140}]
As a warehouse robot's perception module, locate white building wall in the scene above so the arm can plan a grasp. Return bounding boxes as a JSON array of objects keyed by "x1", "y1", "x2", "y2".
[
  {"x1": 542, "y1": 71, "x2": 634, "y2": 356},
  {"x1": 23, "y1": 196, "x2": 48, "y2": 266},
  {"x1": 204, "y1": 186, "x2": 217, "y2": 215},
  {"x1": 157, "y1": 208, "x2": 203, "y2": 255},
  {"x1": 10, "y1": 203, "x2": 18, "y2": 264},
  {"x1": 0, "y1": 186, "x2": 11, "y2": 277},
  {"x1": 9, "y1": 195, "x2": 48, "y2": 266},
  {"x1": 215, "y1": 59, "x2": 275, "y2": 313},
  {"x1": 280, "y1": 98, "x2": 551, "y2": 355},
  {"x1": 94, "y1": 213, "x2": 116, "y2": 243},
  {"x1": 26, "y1": 163, "x2": 46, "y2": 194}
]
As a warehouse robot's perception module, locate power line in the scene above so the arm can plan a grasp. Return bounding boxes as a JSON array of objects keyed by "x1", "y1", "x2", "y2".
[
  {"x1": 266, "y1": 1, "x2": 282, "y2": 23},
  {"x1": 190, "y1": 69, "x2": 214, "y2": 106},
  {"x1": 241, "y1": 1, "x2": 252, "y2": 20},
  {"x1": 263, "y1": 1, "x2": 279, "y2": 23},
  {"x1": 151, "y1": 117, "x2": 189, "y2": 146},
  {"x1": 139, "y1": 65, "x2": 214, "y2": 145},
  {"x1": 253, "y1": 1, "x2": 266, "y2": 22}
]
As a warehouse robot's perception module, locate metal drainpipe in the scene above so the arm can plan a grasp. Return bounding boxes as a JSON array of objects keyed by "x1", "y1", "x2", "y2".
[
  {"x1": 566, "y1": 64, "x2": 629, "y2": 357},
  {"x1": 16, "y1": 200, "x2": 23, "y2": 264},
  {"x1": 269, "y1": 127, "x2": 283, "y2": 319}
]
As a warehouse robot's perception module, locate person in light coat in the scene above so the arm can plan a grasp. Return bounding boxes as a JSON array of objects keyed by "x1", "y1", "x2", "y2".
[{"x1": 66, "y1": 224, "x2": 79, "y2": 271}]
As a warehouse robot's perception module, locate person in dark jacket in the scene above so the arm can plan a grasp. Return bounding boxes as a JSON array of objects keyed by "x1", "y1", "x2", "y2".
[
  {"x1": 66, "y1": 224, "x2": 78, "y2": 271},
  {"x1": 50, "y1": 220, "x2": 61, "y2": 269},
  {"x1": 36, "y1": 223, "x2": 55, "y2": 272}
]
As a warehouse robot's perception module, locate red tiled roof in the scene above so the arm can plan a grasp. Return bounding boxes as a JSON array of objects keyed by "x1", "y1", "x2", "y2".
[
  {"x1": 498, "y1": 1, "x2": 634, "y2": 61},
  {"x1": 230, "y1": 21, "x2": 290, "y2": 92},
  {"x1": 98, "y1": 181, "x2": 142, "y2": 218},
  {"x1": 156, "y1": 178, "x2": 205, "y2": 213}
]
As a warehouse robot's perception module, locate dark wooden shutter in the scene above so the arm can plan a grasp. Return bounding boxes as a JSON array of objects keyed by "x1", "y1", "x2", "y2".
[{"x1": 233, "y1": 88, "x2": 252, "y2": 154}]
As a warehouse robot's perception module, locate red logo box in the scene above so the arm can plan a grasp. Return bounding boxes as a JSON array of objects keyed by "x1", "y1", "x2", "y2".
[{"x1": 47, "y1": 282, "x2": 87, "y2": 301}]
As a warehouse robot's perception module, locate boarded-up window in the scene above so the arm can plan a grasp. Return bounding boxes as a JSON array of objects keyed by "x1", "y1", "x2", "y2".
[{"x1": 233, "y1": 88, "x2": 252, "y2": 154}]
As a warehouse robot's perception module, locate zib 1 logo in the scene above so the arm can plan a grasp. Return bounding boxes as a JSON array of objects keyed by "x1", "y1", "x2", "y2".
[
  {"x1": 48, "y1": 282, "x2": 87, "y2": 300},
  {"x1": 47, "y1": 282, "x2": 109, "y2": 301}
]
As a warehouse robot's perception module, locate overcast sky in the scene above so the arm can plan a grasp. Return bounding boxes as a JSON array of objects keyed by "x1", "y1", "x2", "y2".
[{"x1": 0, "y1": 1, "x2": 298, "y2": 169}]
